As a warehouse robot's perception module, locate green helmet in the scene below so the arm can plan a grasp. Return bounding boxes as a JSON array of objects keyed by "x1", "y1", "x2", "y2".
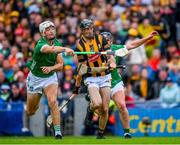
[{"x1": 80, "y1": 19, "x2": 93, "y2": 29}]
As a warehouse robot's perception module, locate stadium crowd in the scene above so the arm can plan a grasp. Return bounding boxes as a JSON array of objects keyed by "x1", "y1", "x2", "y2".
[{"x1": 0, "y1": 0, "x2": 180, "y2": 108}]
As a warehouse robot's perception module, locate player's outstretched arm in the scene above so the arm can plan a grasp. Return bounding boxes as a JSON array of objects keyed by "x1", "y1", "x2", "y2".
[
  {"x1": 126, "y1": 31, "x2": 158, "y2": 50},
  {"x1": 41, "y1": 45, "x2": 74, "y2": 55}
]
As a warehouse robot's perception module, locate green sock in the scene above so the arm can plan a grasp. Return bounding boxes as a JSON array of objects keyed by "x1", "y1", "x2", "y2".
[
  {"x1": 54, "y1": 125, "x2": 61, "y2": 136},
  {"x1": 124, "y1": 128, "x2": 130, "y2": 134}
]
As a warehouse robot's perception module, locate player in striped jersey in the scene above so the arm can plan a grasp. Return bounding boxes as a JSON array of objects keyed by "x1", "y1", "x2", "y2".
[{"x1": 75, "y1": 19, "x2": 116, "y2": 139}]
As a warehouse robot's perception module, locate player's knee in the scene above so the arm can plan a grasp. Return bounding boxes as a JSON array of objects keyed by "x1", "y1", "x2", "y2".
[
  {"x1": 48, "y1": 99, "x2": 58, "y2": 109},
  {"x1": 103, "y1": 107, "x2": 109, "y2": 114},
  {"x1": 93, "y1": 101, "x2": 102, "y2": 109},
  {"x1": 117, "y1": 101, "x2": 126, "y2": 111},
  {"x1": 99, "y1": 107, "x2": 109, "y2": 117},
  {"x1": 26, "y1": 109, "x2": 36, "y2": 116},
  {"x1": 100, "y1": 106, "x2": 109, "y2": 115}
]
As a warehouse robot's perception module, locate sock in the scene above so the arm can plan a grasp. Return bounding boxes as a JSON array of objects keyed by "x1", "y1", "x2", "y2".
[
  {"x1": 124, "y1": 128, "x2": 130, "y2": 134},
  {"x1": 98, "y1": 128, "x2": 104, "y2": 134},
  {"x1": 54, "y1": 125, "x2": 61, "y2": 136}
]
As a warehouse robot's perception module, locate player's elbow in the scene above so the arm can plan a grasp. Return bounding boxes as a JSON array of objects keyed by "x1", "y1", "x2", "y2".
[
  {"x1": 41, "y1": 46, "x2": 54, "y2": 53},
  {"x1": 126, "y1": 43, "x2": 135, "y2": 50},
  {"x1": 57, "y1": 63, "x2": 64, "y2": 71}
]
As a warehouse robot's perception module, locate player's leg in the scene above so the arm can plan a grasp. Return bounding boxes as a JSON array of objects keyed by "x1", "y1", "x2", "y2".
[
  {"x1": 26, "y1": 72, "x2": 42, "y2": 116},
  {"x1": 112, "y1": 82, "x2": 131, "y2": 138},
  {"x1": 89, "y1": 86, "x2": 102, "y2": 111},
  {"x1": 98, "y1": 86, "x2": 111, "y2": 139},
  {"x1": 44, "y1": 84, "x2": 62, "y2": 139},
  {"x1": 85, "y1": 86, "x2": 102, "y2": 126},
  {"x1": 26, "y1": 93, "x2": 41, "y2": 116}
]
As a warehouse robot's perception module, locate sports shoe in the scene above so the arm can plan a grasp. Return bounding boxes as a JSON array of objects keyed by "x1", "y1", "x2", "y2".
[
  {"x1": 96, "y1": 132, "x2": 105, "y2": 139},
  {"x1": 85, "y1": 106, "x2": 94, "y2": 126},
  {"x1": 55, "y1": 134, "x2": 62, "y2": 139},
  {"x1": 124, "y1": 133, "x2": 132, "y2": 139}
]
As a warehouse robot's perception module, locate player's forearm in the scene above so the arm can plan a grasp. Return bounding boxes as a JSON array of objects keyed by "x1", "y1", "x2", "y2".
[
  {"x1": 127, "y1": 36, "x2": 152, "y2": 50},
  {"x1": 51, "y1": 63, "x2": 63, "y2": 72},
  {"x1": 75, "y1": 75, "x2": 82, "y2": 87},
  {"x1": 41, "y1": 46, "x2": 69, "y2": 53}
]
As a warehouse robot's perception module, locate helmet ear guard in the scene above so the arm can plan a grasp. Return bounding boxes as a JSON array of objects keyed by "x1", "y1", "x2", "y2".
[{"x1": 39, "y1": 21, "x2": 55, "y2": 35}]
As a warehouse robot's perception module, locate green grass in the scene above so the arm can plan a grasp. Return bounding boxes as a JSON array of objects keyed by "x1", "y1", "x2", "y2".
[{"x1": 0, "y1": 136, "x2": 180, "y2": 144}]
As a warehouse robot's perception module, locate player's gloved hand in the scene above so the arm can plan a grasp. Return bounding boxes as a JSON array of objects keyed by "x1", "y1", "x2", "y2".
[
  {"x1": 77, "y1": 64, "x2": 89, "y2": 75},
  {"x1": 72, "y1": 86, "x2": 80, "y2": 95},
  {"x1": 109, "y1": 62, "x2": 116, "y2": 70}
]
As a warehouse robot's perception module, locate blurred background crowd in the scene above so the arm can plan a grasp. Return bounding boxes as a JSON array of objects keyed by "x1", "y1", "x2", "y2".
[{"x1": 0, "y1": 0, "x2": 180, "y2": 109}]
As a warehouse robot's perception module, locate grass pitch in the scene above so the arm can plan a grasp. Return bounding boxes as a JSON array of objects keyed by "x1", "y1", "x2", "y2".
[{"x1": 0, "y1": 136, "x2": 180, "y2": 144}]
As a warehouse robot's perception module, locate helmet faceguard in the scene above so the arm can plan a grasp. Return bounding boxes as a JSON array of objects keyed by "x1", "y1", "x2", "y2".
[{"x1": 101, "y1": 32, "x2": 113, "y2": 42}]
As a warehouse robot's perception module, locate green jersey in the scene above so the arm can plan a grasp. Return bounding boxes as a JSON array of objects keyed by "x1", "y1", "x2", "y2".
[
  {"x1": 111, "y1": 44, "x2": 125, "y2": 88},
  {"x1": 27, "y1": 37, "x2": 62, "y2": 78}
]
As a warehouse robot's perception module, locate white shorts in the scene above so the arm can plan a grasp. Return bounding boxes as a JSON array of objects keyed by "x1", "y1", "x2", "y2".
[
  {"x1": 84, "y1": 74, "x2": 111, "y2": 89},
  {"x1": 26, "y1": 72, "x2": 58, "y2": 94},
  {"x1": 111, "y1": 81, "x2": 124, "y2": 96}
]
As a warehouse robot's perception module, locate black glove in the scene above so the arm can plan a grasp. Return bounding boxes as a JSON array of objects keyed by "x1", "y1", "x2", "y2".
[{"x1": 72, "y1": 86, "x2": 80, "y2": 95}]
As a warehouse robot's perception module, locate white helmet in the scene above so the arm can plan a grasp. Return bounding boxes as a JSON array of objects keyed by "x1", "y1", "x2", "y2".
[{"x1": 39, "y1": 21, "x2": 55, "y2": 33}]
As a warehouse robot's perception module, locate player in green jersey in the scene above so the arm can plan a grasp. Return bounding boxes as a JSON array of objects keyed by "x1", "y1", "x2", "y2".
[
  {"x1": 100, "y1": 31, "x2": 158, "y2": 138},
  {"x1": 26, "y1": 20, "x2": 74, "y2": 139}
]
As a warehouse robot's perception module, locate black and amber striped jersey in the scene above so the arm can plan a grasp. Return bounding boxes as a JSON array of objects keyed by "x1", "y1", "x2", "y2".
[{"x1": 76, "y1": 34, "x2": 110, "y2": 77}]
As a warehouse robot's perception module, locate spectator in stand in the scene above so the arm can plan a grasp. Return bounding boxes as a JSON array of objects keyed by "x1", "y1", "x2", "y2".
[
  {"x1": 148, "y1": 48, "x2": 161, "y2": 71},
  {"x1": 14, "y1": 71, "x2": 26, "y2": 97},
  {"x1": 166, "y1": 42, "x2": 180, "y2": 61},
  {"x1": 128, "y1": 64, "x2": 141, "y2": 99},
  {"x1": 0, "y1": 69, "x2": 9, "y2": 88},
  {"x1": 0, "y1": 37, "x2": 11, "y2": 59},
  {"x1": 150, "y1": 8, "x2": 170, "y2": 56},
  {"x1": 159, "y1": 77, "x2": 180, "y2": 108},
  {"x1": 2, "y1": 60, "x2": 14, "y2": 83},
  {"x1": 0, "y1": 16, "x2": 4, "y2": 32},
  {"x1": 0, "y1": 53, "x2": 4, "y2": 67},
  {"x1": 0, "y1": 84, "x2": 11, "y2": 102},
  {"x1": 8, "y1": 45, "x2": 19, "y2": 67},
  {"x1": 124, "y1": 83, "x2": 135, "y2": 108},
  {"x1": 60, "y1": 65, "x2": 75, "y2": 96},
  {"x1": 134, "y1": 68, "x2": 153, "y2": 100},
  {"x1": 9, "y1": 82, "x2": 24, "y2": 102},
  {"x1": 168, "y1": 53, "x2": 180, "y2": 86},
  {"x1": 149, "y1": 67, "x2": 168, "y2": 100},
  {"x1": 118, "y1": 20, "x2": 130, "y2": 44}
]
